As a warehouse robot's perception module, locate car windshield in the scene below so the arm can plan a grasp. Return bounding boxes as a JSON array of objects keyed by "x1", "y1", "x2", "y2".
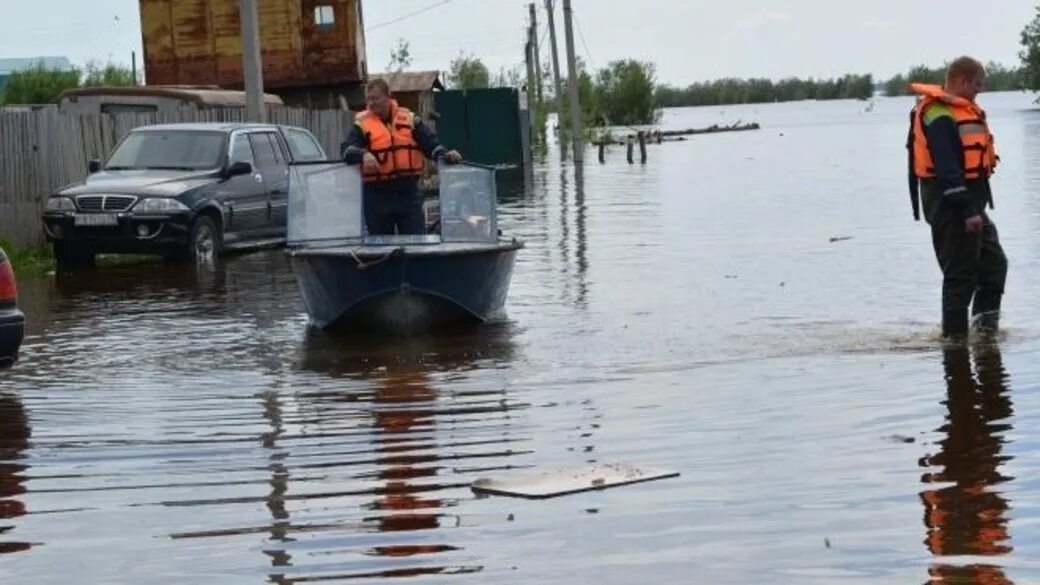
[{"x1": 105, "y1": 130, "x2": 225, "y2": 170}]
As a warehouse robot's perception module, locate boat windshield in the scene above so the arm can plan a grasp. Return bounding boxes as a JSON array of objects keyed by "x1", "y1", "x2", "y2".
[{"x1": 287, "y1": 161, "x2": 498, "y2": 246}]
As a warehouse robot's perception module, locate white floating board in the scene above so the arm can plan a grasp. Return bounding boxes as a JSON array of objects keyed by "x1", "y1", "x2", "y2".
[{"x1": 471, "y1": 463, "x2": 679, "y2": 499}]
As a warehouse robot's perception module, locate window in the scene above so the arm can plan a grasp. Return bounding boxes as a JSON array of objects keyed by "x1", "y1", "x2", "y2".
[
  {"x1": 106, "y1": 131, "x2": 225, "y2": 170},
  {"x1": 286, "y1": 129, "x2": 324, "y2": 161},
  {"x1": 314, "y1": 5, "x2": 335, "y2": 30},
  {"x1": 248, "y1": 133, "x2": 280, "y2": 169},
  {"x1": 229, "y1": 133, "x2": 255, "y2": 167}
]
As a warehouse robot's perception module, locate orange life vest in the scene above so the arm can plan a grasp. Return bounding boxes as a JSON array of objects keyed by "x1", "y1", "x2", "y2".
[
  {"x1": 905, "y1": 83, "x2": 998, "y2": 220},
  {"x1": 908, "y1": 83, "x2": 998, "y2": 181},
  {"x1": 355, "y1": 101, "x2": 425, "y2": 183}
]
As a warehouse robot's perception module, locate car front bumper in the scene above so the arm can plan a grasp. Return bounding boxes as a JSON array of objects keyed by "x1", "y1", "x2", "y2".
[{"x1": 41, "y1": 211, "x2": 194, "y2": 254}]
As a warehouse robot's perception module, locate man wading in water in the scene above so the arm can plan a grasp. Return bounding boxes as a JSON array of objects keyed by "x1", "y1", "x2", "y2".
[{"x1": 907, "y1": 56, "x2": 1007, "y2": 342}]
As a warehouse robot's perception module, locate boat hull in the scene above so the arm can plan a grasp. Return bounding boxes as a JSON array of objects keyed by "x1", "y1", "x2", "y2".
[{"x1": 289, "y1": 241, "x2": 521, "y2": 333}]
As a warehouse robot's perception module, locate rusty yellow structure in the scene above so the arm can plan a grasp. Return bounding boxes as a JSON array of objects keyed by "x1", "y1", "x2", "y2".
[{"x1": 139, "y1": 0, "x2": 367, "y2": 107}]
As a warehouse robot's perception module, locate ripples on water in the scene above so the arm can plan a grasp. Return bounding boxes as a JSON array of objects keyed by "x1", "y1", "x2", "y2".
[{"x1": 3, "y1": 94, "x2": 1040, "y2": 584}]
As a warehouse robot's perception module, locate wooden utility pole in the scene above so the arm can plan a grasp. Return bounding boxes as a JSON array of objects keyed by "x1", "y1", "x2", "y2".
[
  {"x1": 562, "y1": 0, "x2": 583, "y2": 162},
  {"x1": 544, "y1": 0, "x2": 565, "y2": 147},
  {"x1": 530, "y1": 4, "x2": 542, "y2": 103},
  {"x1": 239, "y1": 0, "x2": 266, "y2": 122},
  {"x1": 525, "y1": 21, "x2": 536, "y2": 138}
]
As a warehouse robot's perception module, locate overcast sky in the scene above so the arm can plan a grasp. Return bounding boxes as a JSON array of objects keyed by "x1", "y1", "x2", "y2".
[{"x1": 1, "y1": 0, "x2": 1036, "y2": 85}]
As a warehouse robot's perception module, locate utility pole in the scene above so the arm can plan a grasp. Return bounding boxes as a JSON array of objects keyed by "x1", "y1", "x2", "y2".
[
  {"x1": 562, "y1": 0, "x2": 583, "y2": 162},
  {"x1": 544, "y1": 0, "x2": 565, "y2": 148},
  {"x1": 239, "y1": 0, "x2": 266, "y2": 122},
  {"x1": 524, "y1": 19, "x2": 536, "y2": 139},
  {"x1": 530, "y1": 4, "x2": 542, "y2": 103}
]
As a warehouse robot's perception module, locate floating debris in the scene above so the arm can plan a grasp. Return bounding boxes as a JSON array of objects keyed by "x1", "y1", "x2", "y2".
[{"x1": 471, "y1": 463, "x2": 679, "y2": 499}]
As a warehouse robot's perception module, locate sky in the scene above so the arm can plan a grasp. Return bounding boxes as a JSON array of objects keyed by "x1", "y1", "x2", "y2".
[{"x1": 1, "y1": 0, "x2": 1036, "y2": 86}]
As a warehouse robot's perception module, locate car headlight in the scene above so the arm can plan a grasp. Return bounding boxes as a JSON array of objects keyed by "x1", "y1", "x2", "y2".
[
  {"x1": 134, "y1": 198, "x2": 190, "y2": 213},
  {"x1": 46, "y1": 197, "x2": 76, "y2": 211}
]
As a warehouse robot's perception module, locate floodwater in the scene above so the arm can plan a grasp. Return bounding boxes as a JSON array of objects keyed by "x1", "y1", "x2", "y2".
[{"x1": 4, "y1": 92, "x2": 1040, "y2": 584}]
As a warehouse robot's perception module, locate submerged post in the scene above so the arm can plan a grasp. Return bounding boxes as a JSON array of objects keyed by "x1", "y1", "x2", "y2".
[
  {"x1": 626, "y1": 139, "x2": 634, "y2": 164},
  {"x1": 598, "y1": 141, "x2": 605, "y2": 163},
  {"x1": 638, "y1": 131, "x2": 647, "y2": 163}
]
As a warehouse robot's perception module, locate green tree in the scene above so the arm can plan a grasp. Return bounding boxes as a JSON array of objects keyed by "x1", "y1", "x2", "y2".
[
  {"x1": 1021, "y1": 6, "x2": 1040, "y2": 90},
  {"x1": 445, "y1": 53, "x2": 490, "y2": 90},
  {"x1": 1, "y1": 61, "x2": 80, "y2": 105},
  {"x1": 491, "y1": 65, "x2": 524, "y2": 88},
  {"x1": 591, "y1": 59, "x2": 659, "y2": 125},
  {"x1": 389, "y1": 38, "x2": 412, "y2": 72},
  {"x1": 82, "y1": 60, "x2": 136, "y2": 87}
]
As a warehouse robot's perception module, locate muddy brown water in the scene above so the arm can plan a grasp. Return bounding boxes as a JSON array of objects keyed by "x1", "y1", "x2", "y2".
[{"x1": 3, "y1": 93, "x2": 1040, "y2": 584}]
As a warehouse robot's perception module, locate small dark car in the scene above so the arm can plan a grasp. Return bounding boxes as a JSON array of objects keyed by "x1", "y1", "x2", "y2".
[
  {"x1": 41, "y1": 123, "x2": 327, "y2": 268},
  {"x1": 0, "y1": 247, "x2": 25, "y2": 368}
]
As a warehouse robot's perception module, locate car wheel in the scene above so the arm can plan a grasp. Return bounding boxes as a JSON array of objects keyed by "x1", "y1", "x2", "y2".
[
  {"x1": 53, "y1": 243, "x2": 95, "y2": 270},
  {"x1": 188, "y1": 216, "x2": 222, "y2": 264}
]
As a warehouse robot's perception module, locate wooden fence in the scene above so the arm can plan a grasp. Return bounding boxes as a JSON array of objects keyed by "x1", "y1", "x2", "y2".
[{"x1": 0, "y1": 106, "x2": 351, "y2": 247}]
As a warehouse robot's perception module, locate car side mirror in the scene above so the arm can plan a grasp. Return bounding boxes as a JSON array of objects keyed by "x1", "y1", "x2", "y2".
[
  {"x1": 225, "y1": 161, "x2": 253, "y2": 178},
  {"x1": 88, "y1": 159, "x2": 101, "y2": 173}
]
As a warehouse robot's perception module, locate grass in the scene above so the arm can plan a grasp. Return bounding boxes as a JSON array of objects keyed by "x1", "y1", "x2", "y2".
[
  {"x1": 1, "y1": 238, "x2": 161, "y2": 278},
  {"x1": 0, "y1": 238, "x2": 54, "y2": 278}
]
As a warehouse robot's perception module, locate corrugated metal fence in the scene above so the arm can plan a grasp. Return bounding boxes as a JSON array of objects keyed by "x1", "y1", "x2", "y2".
[{"x1": 0, "y1": 106, "x2": 350, "y2": 247}]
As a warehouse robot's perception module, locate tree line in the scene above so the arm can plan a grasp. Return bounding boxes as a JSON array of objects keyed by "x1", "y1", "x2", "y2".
[
  {"x1": 656, "y1": 74, "x2": 875, "y2": 107},
  {"x1": 1, "y1": 60, "x2": 136, "y2": 106}
]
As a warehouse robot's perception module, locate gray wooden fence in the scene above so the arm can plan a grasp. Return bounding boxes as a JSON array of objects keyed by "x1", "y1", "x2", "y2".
[{"x1": 0, "y1": 106, "x2": 351, "y2": 247}]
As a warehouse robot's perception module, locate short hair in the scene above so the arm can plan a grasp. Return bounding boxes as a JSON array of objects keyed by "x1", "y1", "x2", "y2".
[
  {"x1": 366, "y1": 78, "x2": 391, "y2": 96},
  {"x1": 946, "y1": 56, "x2": 986, "y2": 85}
]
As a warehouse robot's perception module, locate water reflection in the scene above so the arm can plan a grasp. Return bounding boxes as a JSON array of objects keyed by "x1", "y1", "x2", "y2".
[
  {"x1": 260, "y1": 328, "x2": 526, "y2": 581},
  {"x1": 556, "y1": 165, "x2": 589, "y2": 308},
  {"x1": 920, "y1": 343, "x2": 1014, "y2": 583},
  {"x1": 0, "y1": 392, "x2": 30, "y2": 554}
]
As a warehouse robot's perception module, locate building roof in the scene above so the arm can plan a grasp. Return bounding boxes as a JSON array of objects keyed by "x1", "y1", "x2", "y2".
[
  {"x1": 59, "y1": 86, "x2": 284, "y2": 107},
  {"x1": 0, "y1": 56, "x2": 74, "y2": 74},
  {"x1": 369, "y1": 71, "x2": 444, "y2": 93}
]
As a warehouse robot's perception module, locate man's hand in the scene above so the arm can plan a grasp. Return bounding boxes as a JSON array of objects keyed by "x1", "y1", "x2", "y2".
[
  {"x1": 442, "y1": 150, "x2": 463, "y2": 164},
  {"x1": 965, "y1": 214, "x2": 984, "y2": 233},
  {"x1": 362, "y1": 151, "x2": 379, "y2": 174}
]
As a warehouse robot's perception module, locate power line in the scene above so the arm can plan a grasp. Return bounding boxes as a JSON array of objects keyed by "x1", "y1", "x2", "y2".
[
  {"x1": 366, "y1": 0, "x2": 459, "y2": 31},
  {"x1": 573, "y1": 11, "x2": 595, "y2": 69}
]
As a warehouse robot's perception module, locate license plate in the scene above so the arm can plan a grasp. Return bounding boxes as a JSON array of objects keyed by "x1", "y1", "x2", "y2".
[{"x1": 74, "y1": 214, "x2": 118, "y2": 227}]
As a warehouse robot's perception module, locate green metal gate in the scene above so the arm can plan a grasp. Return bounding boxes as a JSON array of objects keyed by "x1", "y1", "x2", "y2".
[{"x1": 434, "y1": 88, "x2": 526, "y2": 167}]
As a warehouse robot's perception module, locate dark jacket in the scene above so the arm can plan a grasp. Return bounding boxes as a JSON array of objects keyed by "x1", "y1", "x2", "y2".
[{"x1": 920, "y1": 103, "x2": 990, "y2": 218}]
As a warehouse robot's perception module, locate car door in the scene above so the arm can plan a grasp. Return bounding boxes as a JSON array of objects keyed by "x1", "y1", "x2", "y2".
[
  {"x1": 224, "y1": 132, "x2": 270, "y2": 237},
  {"x1": 253, "y1": 132, "x2": 291, "y2": 232}
]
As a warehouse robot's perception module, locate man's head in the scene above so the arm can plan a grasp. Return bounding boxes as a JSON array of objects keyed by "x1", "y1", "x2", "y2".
[
  {"x1": 365, "y1": 78, "x2": 393, "y2": 119},
  {"x1": 945, "y1": 56, "x2": 986, "y2": 101}
]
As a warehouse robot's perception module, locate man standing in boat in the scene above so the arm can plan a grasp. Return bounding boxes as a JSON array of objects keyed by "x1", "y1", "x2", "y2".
[
  {"x1": 342, "y1": 78, "x2": 463, "y2": 235},
  {"x1": 907, "y1": 56, "x2": 1006, "y2": 341}
]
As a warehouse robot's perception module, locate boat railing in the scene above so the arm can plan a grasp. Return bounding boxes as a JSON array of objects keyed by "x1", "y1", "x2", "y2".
[{"x1": 287, "y1": 160, "x2": 500, "y2": 248}]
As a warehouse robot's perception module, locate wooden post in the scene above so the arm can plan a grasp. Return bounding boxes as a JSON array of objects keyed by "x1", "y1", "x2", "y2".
[
  {"x1": 598, "y1": 141, "x2": 605, "y2": 163},
  {"x1": 530, "y1": 4, "x2": 542, "y2": 103},
  {"x1": 562, "y1": 0, "x2": 583, "y2": 162},
  {"x1": 525, "y1": 27, "x2": 536, "y2": 138},
  {"x1": 239, "y1": 0, "x2": 266, "y2": 122},
  {"x1": 544, "y1": 0, "x2": 566, "y2": 150},
  {"x1": 638, "y1": 131, "x2": 647, "y2": 163},
  {"x1": 626, "y1": 139, "x2": 634, "y2": 164}
]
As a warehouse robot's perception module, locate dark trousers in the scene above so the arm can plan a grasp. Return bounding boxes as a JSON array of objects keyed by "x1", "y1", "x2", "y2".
[
  {"x1": 922, "y1": 183, "x2": 1007, "y2": 336},
  {"x1": 363, "y1": 183, "x2": 425, "y2": 236}
]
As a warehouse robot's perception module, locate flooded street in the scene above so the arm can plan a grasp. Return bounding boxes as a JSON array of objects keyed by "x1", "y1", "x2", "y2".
[{"x1": 5, "y1": 93, "x2": 1040, "y2": 583}]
